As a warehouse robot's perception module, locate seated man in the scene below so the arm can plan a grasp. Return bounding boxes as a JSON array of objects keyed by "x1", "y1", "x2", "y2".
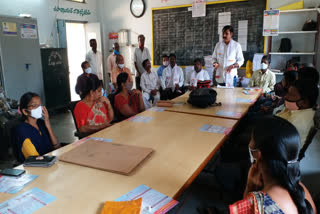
[
  {"x1": 140, "y1": 59, "x2": 160, "y2": 109},
  {"x1": 185, "y1": 58, "x2": 210, "y2": 90},
  {"x1": 277, "y1": 78, "x2": 318, "y2": 145},
  {"x1": 248, "y1": 55, "x2": 276, "y2": 93},
  {"x1": 160, "y1": 53, "x2": 184, "y2": 100},
  {"x1": 111, "y1": 54, "x2": 133, "y2": 90},
  {"x1": 157, "y1": 54, "x2": 169, "y2": 78}
]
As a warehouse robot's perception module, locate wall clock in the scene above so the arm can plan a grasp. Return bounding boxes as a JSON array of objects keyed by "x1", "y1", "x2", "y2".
[{"x1": 130, "y1": 0, "x2": 146, "y2": 18}]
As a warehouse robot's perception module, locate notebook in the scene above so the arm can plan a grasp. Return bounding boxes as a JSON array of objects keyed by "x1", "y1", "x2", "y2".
[{"x1": 59, "y1": 140, "x2": 153, "y2": 175}]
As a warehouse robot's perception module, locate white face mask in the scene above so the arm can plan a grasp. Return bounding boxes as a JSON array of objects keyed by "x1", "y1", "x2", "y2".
[
  {"x1": 101, "y1": 88, "x2": 105, "y2": 96},
  {"x1": 118, "y1": 64, "x2": 124, "y2": 69},
  {"x1": 125, "y1": 82, "x2": 133, "y2": 91},
  {"x1": 163, "y1": 61, "x2": 169, "y2": 67},
  {"x1": 261, "y1": 63, "x2": 268, "y2": 70},
  {"x1": 30, "y1": 106, "x2": 42, "y2": 119},
  {"x1": 85, "y1": 67, "x2": 92, "y2": 74}
]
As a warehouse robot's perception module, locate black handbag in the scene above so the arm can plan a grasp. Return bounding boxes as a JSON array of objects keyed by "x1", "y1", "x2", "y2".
[{"x1": 188, "y1": 88, "x2": 220, "y2": 108}]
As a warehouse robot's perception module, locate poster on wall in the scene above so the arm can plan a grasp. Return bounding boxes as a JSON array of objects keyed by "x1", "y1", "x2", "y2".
[
  {"x1": 20, "y1": 24, "x2": 38, "y2": 39},
  {"x1": 192, "y1": 0, "x2": 206, "y2": 17},
  {"x1": 2, "y1": 22, "x2": 17, "y2": 36},
  {"x1": 263, "y1": 10, "x2": 279, "y2": 36}
]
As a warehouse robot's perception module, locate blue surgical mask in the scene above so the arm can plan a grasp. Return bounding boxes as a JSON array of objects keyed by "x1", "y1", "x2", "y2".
[
  {"x1": 114, "y1": 50, "x2": 120, "y2": 55},
  {"x1": 118, "y1": 64, "x2": 124, "y2": 69},
  {"x1": 85, "y1": 67, "x2": 92, "y2": 74}
]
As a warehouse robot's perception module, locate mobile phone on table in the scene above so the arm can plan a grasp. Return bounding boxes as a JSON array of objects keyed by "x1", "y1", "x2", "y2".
[{"x1": 0, "y1": 168, "x2": 25, "y2": 177}]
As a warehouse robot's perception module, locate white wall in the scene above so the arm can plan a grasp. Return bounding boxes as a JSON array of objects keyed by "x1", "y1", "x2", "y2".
[{"x1": 0, "y1": 0, "x2": 98, "y2": 47}]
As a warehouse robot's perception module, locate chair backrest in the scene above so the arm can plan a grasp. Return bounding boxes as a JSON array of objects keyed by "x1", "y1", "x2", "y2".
[
  {"x1": 298, "y1": 106, "x2": 320, "y2": 161},
  {"x1": 68, "y1": 100, "x2": 81, "y2": 133},
  {"x1": 5, "y1": 117, "x2": 25, "y2": 163}
]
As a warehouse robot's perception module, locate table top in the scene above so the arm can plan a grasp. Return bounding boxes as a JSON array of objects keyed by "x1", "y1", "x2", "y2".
[
  {"x1": 165, "y1": 87, "x2": 262, "y2": 120},
  {"x1": 0, "y1": 111, "x2": 237, "y2": 213}
]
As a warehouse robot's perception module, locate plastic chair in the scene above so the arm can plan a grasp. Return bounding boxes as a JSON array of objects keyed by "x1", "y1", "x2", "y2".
[{"x1": 68, "y1": 101, "x2": 89, "y2": 139}]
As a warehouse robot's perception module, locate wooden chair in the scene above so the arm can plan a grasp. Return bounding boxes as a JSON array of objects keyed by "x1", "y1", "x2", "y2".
[{"x1": 298, "y1": 106, "x2": 320, "y2": 161}]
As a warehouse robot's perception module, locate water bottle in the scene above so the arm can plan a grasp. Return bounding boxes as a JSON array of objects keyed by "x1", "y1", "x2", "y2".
[{"x1": 233, "y1": 76, "x2": 237, "y2": 87}]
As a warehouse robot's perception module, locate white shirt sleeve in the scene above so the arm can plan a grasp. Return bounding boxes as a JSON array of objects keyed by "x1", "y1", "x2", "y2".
[
  {"x1": 134, "y1": 48, "x2": 137, "y2": 63},
  {"x1": 178, "y1": 68, "x2": 184, "y2": 87},
  {"x1": 203, "y1": 70, "x2": 210, "y2": 80},
  {"x1": 140, "y1": 73, "x2": 150, "y2": 94},
  {"x1": 85, "y1": 52, "x2": 90, "y2": 62},
  {"x1": 212, "y1": 43, "x2": 219, "y2": 63},
  {"x1": 160, "y1": 68, "x2": 167, "y2": 89},
  {"x1": 184, "y1": 70, "x2": 191, "y2": 86},
  {"x1": 155, "y1": 73, "x2": 160, "y2": 90},
  {"x1": 146, "y1": 48, "x2": 151, "y2": 61},
  {"x1": 236, "y1": 43, "x2": 244, "y2": 68}
]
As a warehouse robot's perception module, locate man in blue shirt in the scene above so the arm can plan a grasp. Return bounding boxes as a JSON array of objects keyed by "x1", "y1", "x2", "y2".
[{"x1": 157, "y1": 55, "x2": 169, "y2": 77}]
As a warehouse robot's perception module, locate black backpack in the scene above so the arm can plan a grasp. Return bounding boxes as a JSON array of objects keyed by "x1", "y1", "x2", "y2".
[
  {"x1": 188, "y1": 88, "x2": 219, "y2": 108},
  {"x1": 279, "y1": 38, "x2": 292, "y2": 52}
]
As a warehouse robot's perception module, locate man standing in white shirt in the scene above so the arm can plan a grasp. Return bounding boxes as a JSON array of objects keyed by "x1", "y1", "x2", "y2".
[
  {"x1": 140, "y1": 59, "x2": 160, "y2": 109},
  {"x1": 212, "y1": 25, "x2": 244, "y2": 86},
  {"x1": 107, "y1": 42, "x2": 120, "y2": 80},
  {"x1": 134, "y1": 34, "x2": 151, "y2": 90},
  {"x1": 185, "y1": 58, "x2": 210, "y2": 90},
  {"x1": 160, "y1": 54, "x2": 184, "y2": 100},
  {"x1": 86, "y1": 39, "x2": 103, "y2": 81}
]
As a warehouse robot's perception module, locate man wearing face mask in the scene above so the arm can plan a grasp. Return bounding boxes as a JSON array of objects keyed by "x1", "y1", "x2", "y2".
[
  {"x1": 248, "y1": 55, "x2": 276, "y2": 93},
  {"x1": 277, "y1": 78, "x2": 318, "y2": 145},
  {"x1": 134, "y1": 34, "x2": 151, "y2": 90},
  {"x1": 160, "y1": 53, "x2": 184, "y2": 100},
  {"x1": 157, "y1": 55, "x2": 169, "y2": 78},
  {"x1": 75, "y1": 61, "x2": 92, "y2": 98},
  {"x1": 185, "y1": 58, "x2": 210, "y2": 90},
  {"x1": 86, "y1": 39, "x2": 103, "y2": 81},
  {"x1": 107, "y1": 42, "x2": 120, "y2": 80},
  {"x1": 112, "y1": 55, "x2": 133, "y2": 90},
  {"x1": 212, "y1": 25, "x2": 244, "y2": 86}
]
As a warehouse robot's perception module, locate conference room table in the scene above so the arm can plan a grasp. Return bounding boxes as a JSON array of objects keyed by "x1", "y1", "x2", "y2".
[
  {"x1": 0, "y1": 110, "x2": 237, "y2": 213},
  {"x1": 165, "y1": 87, "x2": 262, "y2": 120}
]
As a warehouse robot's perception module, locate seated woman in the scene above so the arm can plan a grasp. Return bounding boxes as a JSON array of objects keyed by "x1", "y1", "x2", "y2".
[
  {"x1": 74, "y1": 74, "x2": 114, "y2": 134},
  {"x1": 14, "y1": 92, "x2": 60, "y2": 162},
  {"x1": 230, "y1": 116, "x2": 317, "y2": 214},
  {"x1": 114, "y1": 72, "x2": 145, "y2": 121},
  {"x1": 277, "y1": 78, "x2": 318, "y2": 145}
]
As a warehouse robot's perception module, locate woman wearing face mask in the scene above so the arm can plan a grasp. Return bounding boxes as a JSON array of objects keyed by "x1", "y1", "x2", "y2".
[
  {"x1": 14, "y1": 92, "x2": 60, "y2": 162},
  {"x1": 230, "y1": 116, "x2": 316, "y2": 214},
  {"x1": 74, "y1": 74, "x2": 114, "y2": 134},
  {"x1": 114, "y1": 72, "x2": 145, "y2": 121},
  {"x1": 111, "y1": 54, "x2": 133, "y2": 90},
  {"x1": 276, "y1": 78, "x2": 318, "y2": 145}
]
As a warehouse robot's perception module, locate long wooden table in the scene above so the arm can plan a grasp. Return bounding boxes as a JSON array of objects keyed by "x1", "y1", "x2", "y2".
[
  {"x1": 0, "y1": 111, "x2": 237, "y2": 213},
  {"x1": 166, "y1": 87, "x2": 262, "y2": 120}
]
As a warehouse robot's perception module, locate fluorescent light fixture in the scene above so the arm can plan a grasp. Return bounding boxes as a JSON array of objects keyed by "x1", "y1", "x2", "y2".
[{"x1": 18, "y1": 13, "x2": 32, "y2": 18}]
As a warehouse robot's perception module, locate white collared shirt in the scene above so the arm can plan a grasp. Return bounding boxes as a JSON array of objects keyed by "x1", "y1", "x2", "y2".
[
  {"x1": 185, "y1": 69, "x2": 210, "y2": 87},
  {"x1": 134, "y1": 47, "x2": 151, "y2": 75},
  {"x1": 107, "y1": 53, "x2": 117, "y2": 74},
  {"x1": 140, "y1": 71, "x2": 160, "y2": 94},
  {"x1": 86, "y1": 50, "x2": 103, "y2": 80},
  {"x1": 161, "y1": 64, "x2": 184, "y2": 91},
  {"x1": 212, "y1": 39, "x2": 244, "y2": 83}
]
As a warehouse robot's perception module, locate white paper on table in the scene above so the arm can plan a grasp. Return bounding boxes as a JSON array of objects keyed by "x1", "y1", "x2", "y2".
[
  {"x1": 192, "y1": 0, "x2": 206, "y2": 17},
  {"x1": 253, "y1": 53, "x2": 264, "y2": 72},
  {"x1": 263, "y1": 10, "x2": 279, "y2": 36}
]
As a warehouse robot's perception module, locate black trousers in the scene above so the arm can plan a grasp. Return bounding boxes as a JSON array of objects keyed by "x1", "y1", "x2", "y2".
[
  {"x1": 160, "y1": 88, "x2": 185, "y2": 100},
  {"x1": 135, "y1": 76, "x2": 141, "y2": 90}
]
